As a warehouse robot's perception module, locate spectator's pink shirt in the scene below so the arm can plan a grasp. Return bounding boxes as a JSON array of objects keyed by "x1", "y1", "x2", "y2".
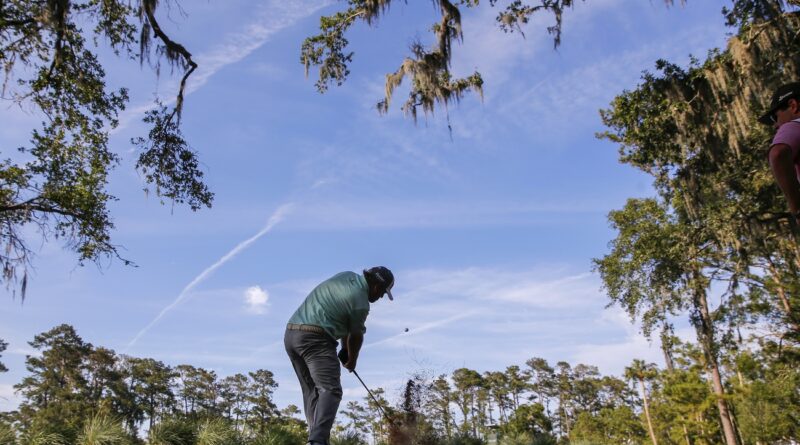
[{"x1": 771, "y1": 118, "x2": 800, "y2": 180}]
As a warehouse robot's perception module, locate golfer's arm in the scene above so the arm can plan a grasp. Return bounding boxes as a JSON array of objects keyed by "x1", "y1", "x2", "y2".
[{"x1": 346, "y1": 331, "x2": 364, "y2": 363}]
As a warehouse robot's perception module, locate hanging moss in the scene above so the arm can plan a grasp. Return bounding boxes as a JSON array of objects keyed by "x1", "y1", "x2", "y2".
[
  {"x1": 661, "y1": 12, "x2": 800, "y2": 156},
  {"x1": 599, "y1": 6, "x2": 800, "y2": 339}
]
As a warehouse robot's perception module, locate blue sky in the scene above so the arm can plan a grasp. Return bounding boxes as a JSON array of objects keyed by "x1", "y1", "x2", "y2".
[{"x1": 1, "y1": 0, "x2": 733, "y2": 413}]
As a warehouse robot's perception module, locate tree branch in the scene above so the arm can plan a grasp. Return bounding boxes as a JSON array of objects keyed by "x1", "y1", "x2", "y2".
[
  {"x1": 142, "y1": 0, "x2": 197, "y2": 121},
  {"x1": 0, "y1": 198, "x2": 82, "y2": 220}
]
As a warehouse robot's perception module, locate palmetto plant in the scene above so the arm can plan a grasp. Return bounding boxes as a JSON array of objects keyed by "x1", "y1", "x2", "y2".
[
  {"x1": 76, "y1": 414, "x2": 129, "y2": 445},
  {"x1": 148, "y1": 419, "x2": 195, "y2": 445},
  {"x1": 0, "y1": 423, "x2": 16, "y2": 445},
  {"x1": 499, "y1": 432, "x2": 557, "y2": 445},
  {"x1": 195, "y1": 419, "x2": 237, "y2": 445},
  {"x1": 18, "y1": 430, "x2": 64, "y2": 445},
  {"x1": 250, "y1": 424, "x2": 305, "y2": 445},
  {"x1": 329, "y1": 430, "x2": 366, "y2": 445}
]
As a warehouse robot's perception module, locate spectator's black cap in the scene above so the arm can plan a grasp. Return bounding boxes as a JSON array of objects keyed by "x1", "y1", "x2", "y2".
[{"x1": 759, "y1": 82, "x2": 800, "y2": 125}]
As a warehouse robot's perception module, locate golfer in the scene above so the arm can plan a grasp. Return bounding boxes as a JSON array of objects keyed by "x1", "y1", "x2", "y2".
[
  {"x1": 761, "y1": 82, "x2": 800, "y2": 222},
  {"x1": 284, "y1": 266, "x2": 395, "y2": 445}
]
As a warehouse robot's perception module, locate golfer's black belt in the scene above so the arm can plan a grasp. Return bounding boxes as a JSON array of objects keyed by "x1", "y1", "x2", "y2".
[{"x1": 286, "y1": 323, "x2": 327, "y2": 335}]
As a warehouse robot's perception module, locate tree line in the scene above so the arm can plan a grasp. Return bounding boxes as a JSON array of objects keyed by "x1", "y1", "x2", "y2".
[
  {"x1": 2, "y1": 323, "x2": 796, "y2": 445},
  {"x1": 335, "y1": 343, "x2": 797, "y2": 445},
  {"x1": 0, "y1": 324, "x2": 307, "y2": 445}
]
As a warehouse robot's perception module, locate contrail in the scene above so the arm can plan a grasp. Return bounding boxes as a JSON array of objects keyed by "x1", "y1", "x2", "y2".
[
  {"x1": 124, "y1": 203, "x2": 294, "y2": 351},
  {"x1": 364, "y1": 309, "x2": 479, "y2": 349}
]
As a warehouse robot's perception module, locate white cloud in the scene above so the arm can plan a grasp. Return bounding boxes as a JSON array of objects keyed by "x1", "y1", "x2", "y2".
[
  {"x1": 125, "y1": 203, "x2": 292, "y2": 351},
  {"x1": 244, "y1": 286, "x2": 270, "y2": 315}
]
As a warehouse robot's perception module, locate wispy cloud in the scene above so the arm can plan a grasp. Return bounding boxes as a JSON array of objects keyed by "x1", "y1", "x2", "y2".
[
  {"x1": 569, "y1": 307, "x2": 700, "y2": 375},
  {"x1": 244, "y1": 286, "x2": 270, "y2": 314},
  {"x1": 283, "y1": 198, "x2": 612, "y2": 231},
  {"x1": 0, "y1": 384, "x2": 20, "y2": 412},
  {"x1": 365, "y1": 309, "x2": 480, "y2": 349},
  {"x1": 571, "y1": 332, "x2": 663, "y2": 375},
  {"x1": 7, "y1": 347, "x2": 37, "y2": 357},
  {"x1": 125, "y1": 203, "x2": 293, "y2": 351},
  {"x1": 358, "y1": 266, "x2": 609, "y2": 360},
  {"x1": 494, "y1": 21, "x2": 727, "y2": 137},
  {"x1": 117, "y1": 0, "x2": 333, "y2": 130},
  {"x1": 400, "y1": 267, "x2": 599, "y2": 308}
]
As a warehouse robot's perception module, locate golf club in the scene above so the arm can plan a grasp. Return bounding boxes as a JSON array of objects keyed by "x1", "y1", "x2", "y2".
[{"x1": 352, "y1": 369, "x2": 393, "y2": 422}]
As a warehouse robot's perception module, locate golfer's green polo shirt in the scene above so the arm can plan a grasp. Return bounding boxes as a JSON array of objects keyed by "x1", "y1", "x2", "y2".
[{"x1": 288, "y1": 271, "x2": 370, "y2": 340}]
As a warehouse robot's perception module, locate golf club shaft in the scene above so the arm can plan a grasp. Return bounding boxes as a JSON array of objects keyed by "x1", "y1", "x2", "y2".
[{"x1": 352, "y1": 370, "x2": 391, "y2": 420}]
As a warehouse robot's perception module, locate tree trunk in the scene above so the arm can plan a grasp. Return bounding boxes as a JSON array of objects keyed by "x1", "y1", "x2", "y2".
[
  {"x1": 661, "y1": 346, "x2": 675, "y2": 372},
  {"x1": 660, "y1": 323, "x2": 676, "y2": 372},
  {"x1": 561, "y1": 401, "x2": 571, "y2": 437},
  {"x1": 496, "y1": 396, "x2": 506, "y2": 423},
  {"x1": 682, "y1": 423, "x2": 692, "y2": 445},
  {"x1": 639, "y1": 379, "x2": 659, "y2": 445},
  {"x1": 691, "y1": 276, "x2": 738, "y2": 445},
  {"x1": 766, "y1": 261, "x2": 800, "y2": 331},
  {"x1": 697, "y1": 412, "x2": 706, "y2": 438}
]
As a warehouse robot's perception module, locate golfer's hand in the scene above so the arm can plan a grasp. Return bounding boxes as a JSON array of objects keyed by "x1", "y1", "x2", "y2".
[{"x1": 344, "y1": 359, "x2": 357, "y2": 372}]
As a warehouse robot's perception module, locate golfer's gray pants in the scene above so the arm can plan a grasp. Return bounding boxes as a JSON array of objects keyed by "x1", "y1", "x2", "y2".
[{"x1": 284, "y1": 329, "x2": 342, "y2": 444}]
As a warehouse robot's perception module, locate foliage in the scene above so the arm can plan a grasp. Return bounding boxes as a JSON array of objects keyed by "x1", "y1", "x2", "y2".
[
  {"x1": 301, "y1": 0, "x2": 484, "y2": 121},
  {"x1": 4, "y1": 0, "x2": 791, "y2": 303},
  {"x1": 301, "y1": 1, "x2": 696, "y2": 122},
  {"x1": 595, "y1": 1, "x2": 800, "y2": 444},
  {"x1": 245, "y1": 370, "x2": 278, "y2": 434},
  {"x1": 17, "y1": 430, "x2": 64, "y2": 445},
  {"x1": 569, "y1": 407, "x2": 645, "y2": 445},
  {"x1": 734, "y1": 359, "x2": 800, "y2": 444},
  {"x1": 195, "y1": 419, "x2": 237, "y2": 445},
  {"x1": 439, "y1": 434, "x2": 485, "y2": 445},
  {"x1": 502, "y1": 404, "x2": 551, "y2": 436},
  {"x1": 1, "y1": 325, "x2": 293, "y2": 445},
  {"x1": 0, "y1": 422, "x2": 16, "y2": 445},
  {"x1": 2, "y1": 321, "x2": 799, "y2": 445},
  {"x1": 329, "y1": 429, "x2": 366, "y2": 445},
  {"x1": 148, "y1": 418, "x2": 195, "y2": 445},
  {"x1": 76, "y1": 414, "x2": 129, "y2": 445},
  {"x1": 250, "y1": 423, "x2": 306, "y2": 445},
  {"x1": 0, "y1": 0, "x2": 211, "y2": 298},
  {"x1": 132, "y1": 106, "x2": 212, "y2": 212},
  {"x1": 0, "y1": 339, "x2": 7, "y2": 373},
  {"x1": 497, "y1": 431, "x2": 556, "y2": 445}
]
